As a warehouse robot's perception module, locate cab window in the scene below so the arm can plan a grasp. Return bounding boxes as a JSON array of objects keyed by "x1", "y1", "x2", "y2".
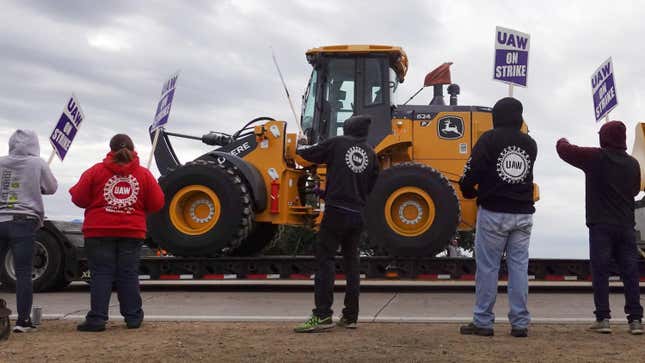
[
  {"x1": 301, "y1": 69, "x2": 318, "y2": 133},
  {"x1": 322, "y1": 58, "x2": 355, "y2": 137},
  {"x1": 365, "y1": 58, "x2": 384, "y2": 106}
]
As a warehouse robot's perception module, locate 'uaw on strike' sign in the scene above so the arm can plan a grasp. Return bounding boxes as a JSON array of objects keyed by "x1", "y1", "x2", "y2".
[
  {"x1": 150, "y1": 73, "x2": 179, "y2": 131},
  {"x1": 49, "y1": 94, "x2": 84, "y2": 161},
  {"x1": 494, "y1": 26, "x2": 530, "y2": 87},
  {"x1": 591, "y1": 58, "x2": 618, "y2": 122}
]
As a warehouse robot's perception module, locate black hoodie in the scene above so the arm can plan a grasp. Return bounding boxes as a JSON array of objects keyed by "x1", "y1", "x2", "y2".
[
  {"x1": 297, "y1": 115, "x2": 379, "y2": 213},
  {"x1": 459, "y1": 97, "x2": 538, "y2": 214},
  {"x1": 556, "y1": 121, "x2": 640, "y2": 227}
]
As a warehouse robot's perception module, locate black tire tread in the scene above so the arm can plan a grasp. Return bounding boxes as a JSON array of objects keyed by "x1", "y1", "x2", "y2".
[
  {"x1": 152, "y1": 159, "x2": 253, "y2": 256},
  {"x1": 367, "y1": 161, "x2": 461, "y2": 256}
]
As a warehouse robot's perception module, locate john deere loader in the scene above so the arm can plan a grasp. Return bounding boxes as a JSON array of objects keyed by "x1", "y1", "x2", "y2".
[{"x1": 148, "y1": 44, "x2": 531, "y2": 257}]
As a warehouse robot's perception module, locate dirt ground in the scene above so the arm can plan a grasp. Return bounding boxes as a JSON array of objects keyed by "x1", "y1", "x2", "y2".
[{"x1": 0, "y1": 321, "x2": 643, "y2": 362}]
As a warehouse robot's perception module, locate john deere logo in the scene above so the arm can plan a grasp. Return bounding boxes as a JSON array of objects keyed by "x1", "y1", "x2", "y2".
[{"x1": 437, "y1": 116, "x2": 464, "y2": 140}]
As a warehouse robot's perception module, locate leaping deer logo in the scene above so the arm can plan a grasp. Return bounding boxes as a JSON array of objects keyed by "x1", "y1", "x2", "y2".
[{"x1": 440, "y1": 118, "x2": 463, "y2": 138}]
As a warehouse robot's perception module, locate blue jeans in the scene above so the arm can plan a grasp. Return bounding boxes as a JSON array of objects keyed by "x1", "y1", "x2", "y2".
[
  {"x1": 473, "y1": 207, "x2": 533, "y2": 329},
  {"x1": 0, "y1": 218, "x2": 38, "y2": 322},
  {"x1": 85, "y1": 238, "x2": 143, "y2": 326},
  {"x1": 589, "y1": 224, "x2": 643, "y2": 322}
]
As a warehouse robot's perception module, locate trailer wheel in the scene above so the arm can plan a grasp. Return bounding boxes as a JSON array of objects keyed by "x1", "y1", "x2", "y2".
[
  {"x1": 366, "y1": 162, "x2": 460, "y2": 257},
  {"x1": 0, "y1": 230, "x2": 67, "y2": 292},
  {"x1": 149, "y1": 160, "x2": 252, "y2": 256},
  {"x1": 233, "y1": 222, "x2": 277, "y2": 256}
]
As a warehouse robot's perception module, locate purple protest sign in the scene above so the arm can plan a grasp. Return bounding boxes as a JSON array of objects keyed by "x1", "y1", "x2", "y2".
[
  {"x1": 591, "y1": 58, "x2": 618, "y2": 122},
  {"x1": 150, "y1": 73, "x2": 179, "y2": 131},
  {"x1": 49, "y1": 94, "x2": 84, "y2": 161},
  {"x1": 493, "y1": 26, "x2": 530, "y2": 87}
]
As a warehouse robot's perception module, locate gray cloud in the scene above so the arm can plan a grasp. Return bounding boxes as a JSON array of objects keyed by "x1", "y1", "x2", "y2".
[{"x1": 1, "y1": 0, "x2": 643, "y2": 258}]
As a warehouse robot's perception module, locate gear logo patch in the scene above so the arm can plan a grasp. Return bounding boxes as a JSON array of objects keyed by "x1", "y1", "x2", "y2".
[
  {"x1": 345, "y1": 146, "x2": 369, "y2": 174},
  {"x1": 497, "y1": 146, "x2": 530, "y2": 184},
  {"x1": 103, "y1": 175, "x2": 140, "y2": 214}
]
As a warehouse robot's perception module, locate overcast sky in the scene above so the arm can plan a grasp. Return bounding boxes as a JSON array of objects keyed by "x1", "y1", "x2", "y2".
[{"x1": 2, "y1": 0, "x2": 644, "y2": 258}]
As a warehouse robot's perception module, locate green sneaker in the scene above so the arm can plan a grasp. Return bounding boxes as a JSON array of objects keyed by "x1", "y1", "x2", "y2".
[
  {"x1": 294, "y1": 315, "x2": 334, "y2": 333},
  {"x1": 589, "y1": 319, "x2": 611, "y2": 334},
  {"x1": 336, "y1": 316, "x2": 357, "y2": 329}
]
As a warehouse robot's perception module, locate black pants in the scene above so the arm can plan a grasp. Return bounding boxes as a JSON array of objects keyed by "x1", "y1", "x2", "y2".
[
  {"x1": 589, "y1": 224, "x2": 643, "y2": 322},
  {"x1": 85, "y1": 237, "x2": 144, "y2": 326},
  {"x1": 313, "y1": 207, "x2": 363, "y2": 321}
]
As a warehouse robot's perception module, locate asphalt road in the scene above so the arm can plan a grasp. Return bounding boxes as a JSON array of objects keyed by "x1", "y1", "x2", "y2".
[{"x1": 3, "y1": 282, "x2": 644, "y2": 323}]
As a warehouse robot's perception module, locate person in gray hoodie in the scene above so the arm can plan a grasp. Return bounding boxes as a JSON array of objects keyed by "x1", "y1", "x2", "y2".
[{"x1": 0, "y1": 129, "x2": 57, "y2": 333}]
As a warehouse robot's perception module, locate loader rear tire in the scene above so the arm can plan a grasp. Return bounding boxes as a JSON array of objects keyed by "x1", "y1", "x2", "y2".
[
  {"x1": 148, "y1": 160, "x2": 252, "y2": 256},
  {"x1": 366, "y1": 162, "x2": 460, "y2": 257},
  {"x1": 0, "y1": 230, "x2": 66, "y2": 292},
  {"x1": 232, "y1": 222, "x2": 277, "y2": 256}
]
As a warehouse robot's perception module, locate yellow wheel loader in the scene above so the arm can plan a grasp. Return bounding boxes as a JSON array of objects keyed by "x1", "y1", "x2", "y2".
[
  {"x1": 631, "y1": 124, "x2": 645, "y2": 257},
  {"x1": 148, "y1": 44, "x2": 533, "y2": 257}
]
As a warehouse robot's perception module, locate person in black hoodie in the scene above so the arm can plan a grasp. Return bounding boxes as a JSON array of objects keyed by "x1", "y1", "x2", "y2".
[
  {"x1": 459, "y1": 97, "x2": 537, "y2": 338},
  {"x1": 557, "y1": 121, "x2": 643, "y2": 335},
  {"x1": 294, "y1": 115, "x2": 379, "y2": 333}
]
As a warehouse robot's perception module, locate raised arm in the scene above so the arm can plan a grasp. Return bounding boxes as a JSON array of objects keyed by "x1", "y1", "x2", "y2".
[
  {"x1": 40, "y1": 159, "x2": 58, "y2": 195},
  {"x1": 556, "y1": 138, "x2": 598, "y2": 171},
  {"x1": 296, "y1": 139, "x2": 334, "y2": 165}
]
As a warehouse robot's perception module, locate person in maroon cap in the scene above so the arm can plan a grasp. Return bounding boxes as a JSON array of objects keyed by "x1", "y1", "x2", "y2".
[{"x1": 557, "y1": 121, "x2": 643, "y2": 335}]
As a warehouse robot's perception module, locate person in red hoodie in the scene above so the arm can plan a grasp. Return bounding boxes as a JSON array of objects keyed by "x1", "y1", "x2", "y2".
[
  {"x1": 557, "y1": 121, "x2": 643, "y2": 335},
  {"x1": 69, "y1": 134, "x2": 164, "y2": 332}
]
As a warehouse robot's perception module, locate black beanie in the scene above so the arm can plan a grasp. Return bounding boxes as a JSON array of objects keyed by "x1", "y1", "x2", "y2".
[
  {"x1": 343, "y1": 114, "x2": 371, "y2": 138},
  {"x1": 492, "y1": 97, "x2": 523, "y2": 129}
]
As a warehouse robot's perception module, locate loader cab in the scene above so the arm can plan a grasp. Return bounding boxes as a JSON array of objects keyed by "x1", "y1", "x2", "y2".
[{"x1": 301, "y1": 45, "x2": 408, "y2": 146}]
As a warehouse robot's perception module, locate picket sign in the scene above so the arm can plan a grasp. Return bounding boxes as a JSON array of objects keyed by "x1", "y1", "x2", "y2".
[
  {"x1": 591, "y1": 58, "x2": 618, "y2": 123},
  {"x1": 48, "y1": 94, "x2": 85, "y2": 165},
  {"x1": 147, "y1": 73, "x2": 179, "y2": 169},
  {"x1": 493, "y1": 26, "x2": 530, "y2": 96}
]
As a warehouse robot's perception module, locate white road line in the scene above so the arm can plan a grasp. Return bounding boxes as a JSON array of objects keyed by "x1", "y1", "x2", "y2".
[{"x1": 12, "y1": 314, "x2": 596, "y2": 324}]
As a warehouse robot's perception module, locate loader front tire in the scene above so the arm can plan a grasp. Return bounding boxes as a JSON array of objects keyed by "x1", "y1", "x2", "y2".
[
  {"x1": 148, "y1": 160, "x2": 252, "y2": 256},
  {"x1": 366, "y1": 162, "x2": 460, "y2": 257}
]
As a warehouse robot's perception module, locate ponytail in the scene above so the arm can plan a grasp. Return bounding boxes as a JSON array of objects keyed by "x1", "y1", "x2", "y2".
[{"x1": 113, "y1": 148, "x2": 134, "y2": 164}]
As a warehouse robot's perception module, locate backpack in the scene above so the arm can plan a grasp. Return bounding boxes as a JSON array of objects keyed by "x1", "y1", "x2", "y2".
[{"x1": 0, "y1": 298, "x2": 11, "y2": 340}]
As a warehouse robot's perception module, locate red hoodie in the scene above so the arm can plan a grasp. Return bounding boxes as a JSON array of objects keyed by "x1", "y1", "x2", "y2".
[{"x1": 69, "y1": 151, "x2": 165, "y2": 239}]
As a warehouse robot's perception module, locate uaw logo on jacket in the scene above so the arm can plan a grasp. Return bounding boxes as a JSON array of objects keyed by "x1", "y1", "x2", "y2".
[
  {"x1": 496, "y1": 146, "x2": 531, "y2": 184},
  {"x1": 103, "y1": 175, "x2": 140, "y2": 214},
  {"x1": 345, "y1": 146, "x2": 369, "y2": 174},
  {"x1": 437, "y1": 116, "x2": 464, "y2": 140}
]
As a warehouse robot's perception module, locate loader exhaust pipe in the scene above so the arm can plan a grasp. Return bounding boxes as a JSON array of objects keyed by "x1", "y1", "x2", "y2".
[
  {"x1": 425, "y1": 62, "x2": 459, "y2": 106},
  {"x1": 430, "y1": 85, "x2": 445, "y2": 105},
  {"x1": 403, "y1": 62, "x2": 458, "y2": 106}
]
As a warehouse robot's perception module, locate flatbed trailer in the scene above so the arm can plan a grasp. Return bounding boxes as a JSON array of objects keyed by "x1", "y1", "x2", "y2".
[{"x1": 1, "y1": 220, "x2": 645, "y2": 292}]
